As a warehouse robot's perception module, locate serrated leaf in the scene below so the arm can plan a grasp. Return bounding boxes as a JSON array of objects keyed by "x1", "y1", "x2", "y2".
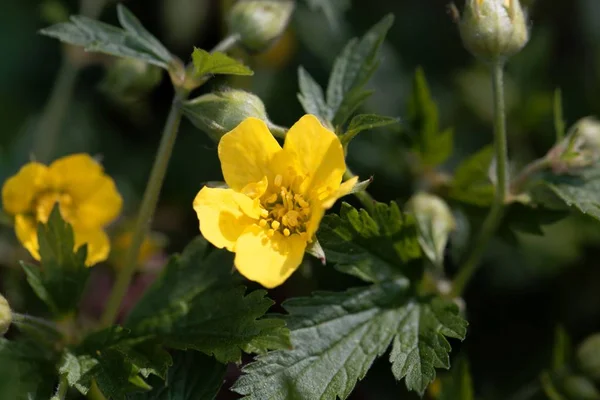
[
  {"x1": 62, "y1": 327, "x2": 173, "y2": 398},
  {"x1": 125, "y1": 236, "x2": 290, "y2": 363},
  {"x1": 450, "y1": 146, "x2": 495, "y2": 206},
  {"x1": 326, "y1": 14, "x2": 394, "y2": 126},
  {"x1": 389, "y1": 296, "x2": 468, "y2": 394},
  {"x1": 128, "y1": 351, "x2": 227, "y2": 400},
  {"x1": 20, "y1": 204, "x2": 89, "y2": 316},
  {"x1": 39, "y1": 4, "x2": 173, "y2": 69},
  {"x1": 232, "y1": 280, "x2": 467, "y2": 399},
  {"x1": 344, "y1": 113, "x2": 399, "y2": 138},
  {"x1": 534, "y1": 166, "x2": 600, "y2": 222},
  {"x1": 297, "y1": 66, "x2": 332, "y2": 123},
  {"x1": 317, "y1": 202, "x2": 422, "y2": 283},
  {"x1": 192, "y1": 48, "x2": 253, "y2": 77},
  {"x1": 408, "y1": 68, "x2": 454, "y2": 166}
]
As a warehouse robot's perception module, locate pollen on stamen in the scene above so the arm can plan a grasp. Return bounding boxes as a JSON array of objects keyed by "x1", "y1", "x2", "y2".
[
  {"x1": 260, "y1": 209, "x2": 269, "y2": 218},
  {"x1": 283, "y1": 228, "x2": 291, "y2": 237},
  {"x1": 271, "y1": 220, "x2": 281, "y2": 230},
  {"x1": 267, "y1": 229, "x2": 275, "y2": 237},
  {"x1": 259, "y1": 219, "x2": 268, "y2": 227}
]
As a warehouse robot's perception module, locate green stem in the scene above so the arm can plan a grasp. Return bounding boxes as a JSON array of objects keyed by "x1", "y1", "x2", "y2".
[
  {"x1": 211, "y1": 33, "x2": 240, "y2": 53},
  {"x1": 267, "y1": 122, "x2": 288, "y2": 139},
  {"x1": 451, "y1": 63, "x2": 509, "y2": 298},
  {"x1": 12, "y1": 312, "x2": 62, "y2": 338},
  {"x1": 32, "y1": 62, "x2": 80, "y2": 163},
  {"x1": 87, "y1": 381, "x2": 107, "y2": 400},
  {"x1": 343, "y1": 169, "x2": 375, "y2": 214},
  {"x1": 32, "y1": 0, "x2": 107, "y2": 163},
  {"x1": 509, "y1": 156, "x2": 552, "y2": 195},
  {"x1": 100, "y1": 91, "x2": 186, "y2": 327},
  {"x1": 100, "y1": 36, "x2": 240, "y2": 327},
  {"x1": 51, "y1": 375, "x2": 68, "y2": 400}
]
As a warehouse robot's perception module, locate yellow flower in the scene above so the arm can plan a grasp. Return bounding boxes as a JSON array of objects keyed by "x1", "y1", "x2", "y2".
[
  {"x1": 2, "y1": 154, "x2": 123, "y2": 266},
  {"x1": 193, "y1": 115, "x2": 358, "y2": 288}
]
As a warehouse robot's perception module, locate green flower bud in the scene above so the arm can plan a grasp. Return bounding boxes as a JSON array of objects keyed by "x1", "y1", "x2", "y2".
[
  {"x1": 0, "y1": 293, "x2": 11, "y2": 336},
  {"x1": 406, "y1": 193, "x2": 456, "y2": 269},
  {"x1": 228, "y1": 0, "x2": 295, "y2": 52},
  {"x1": 548, "y1": 117, "x2": 600, "y2": 173},
  {"x1": 100, "y1": 58, "x2": 163, "y2": 100},
  {"x1": 577, "y1": 333, "x2": 600, "y2": 382},
  {"x1": 459, "y1": 0, "x2": 530, "y2": 63},
  {"x1": 182, "y1": 89, "x2": 278, "y2": 142}
]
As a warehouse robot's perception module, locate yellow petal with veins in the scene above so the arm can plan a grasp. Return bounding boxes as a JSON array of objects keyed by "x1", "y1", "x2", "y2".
[
  {"x1": 193, "y1": 187, "x2": 255, "y2": 251},
  {"x1": 219, "y1": 118, "x2": 282, "y2": 191},
  {"x1": 234, "y1": 225, "x2": 307, "y2": 288}
]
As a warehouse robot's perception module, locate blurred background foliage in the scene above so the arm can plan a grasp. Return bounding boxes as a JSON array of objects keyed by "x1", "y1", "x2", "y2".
[{"x1": 2, "y1": 0, "x2": 600, "y2": 398}]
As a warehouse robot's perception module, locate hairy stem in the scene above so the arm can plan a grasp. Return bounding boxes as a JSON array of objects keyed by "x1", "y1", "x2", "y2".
[
  {"x1": 451, "y1": 63, "x2": 509, "y2": 298},
  {"x1": 509, "y1": 156, "x2": 552, "y2": 195},
  {"x1": 32, "y1": 0, "x2": 108, "y2": 163},
  {"x1": 100, "y1": 92, "x2": 186, "y2": 326},
  {"x1": 100, "y1": 36, "x2": 240, "y2": 327},
  {"x1": 51, "y1": 375, "x2": 68, "y2": 400}
]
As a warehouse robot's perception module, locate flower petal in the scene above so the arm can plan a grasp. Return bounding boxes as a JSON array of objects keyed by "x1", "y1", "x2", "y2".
[
  {"x1": 322, "y1": 176, "x2": 359, "y2": 209},
  {"x1": 234, "y1": 225, "x2": 307, "y2": 288},
  {"x1": 15, "y1": 215, "x2": 40, "y2": 260},
  {"x1": 193, "y1": 187, "x2": 255, "y2": 251},
  {"x1": 2, "y1": 163, "x2": 50, "y2": 215},
  {"x1": 283, "y1": 115, "x2": 346, "y2": 196},
  {"x1": 219, "y1": 118, "x2": 282, "y2": 191},
  {"x1": 75, "y1": 229, "x2": 110, "y2": 266},
  {"x1": 49, "y1": 154, "x2": 122, "y2": 229}
]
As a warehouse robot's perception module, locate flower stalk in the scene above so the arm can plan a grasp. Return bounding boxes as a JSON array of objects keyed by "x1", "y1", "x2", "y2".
[
  {"x1": 451, "y1": 62, "x2": 509, "y2": 297},
  {"x1": 33, "y1": 0, "x2": 109, "y2": 163},
  {"x1": 100, "y1": 36, "x2": 239, "y2": 327}
]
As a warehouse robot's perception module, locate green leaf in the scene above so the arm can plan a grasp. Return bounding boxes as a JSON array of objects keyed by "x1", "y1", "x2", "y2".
[
  {"x1": 61, "y1": 326, "x2": 173, "y2": 398},
  {"x1": 326, "y1": 14, "x2": 394, "y2": 126},
  {"x1": 0, "y1": 338, "x2": 57, "y2": 399},
  {"x1": 344, "y1": 113, "x2": 400, "y2": 139},
  {"x1": 126, "y1": 236, "x2": 290, "y2": 363},
  {"x1": 192, "y1": 48, "x2": 253, "y2": 77},
  {"x1": 317, "y1": 202, "x2": 422, "y2": 283},
  {"x1": 389, "y1": 297, "x2": 468, "y2": 394},
  {"x1": 39, "y1": 4, "x2": 173, "y2": 69},
  {"x1": 20, "y1": 204, "x2": 90, "y2": 316},
  {"x1": 407, "y1": 68, "x2": 454, "y2": 167},
  {"x1": 128, "y1": 351, "x2": 227, "y2": 400},
  {"x1": 534, "y1": 166, "x2": 600, "y2": 222},
  {"x1": 232, "y1": 280, "x2": 467, "y2": 399},
  {"x1": 437, "y1": 356, "x2": 474, "y2": 400},
  {"x1": 297, "y1": 66, "x2": 332, "y2": 123},
  {"x1": 449, "y1": 146, "x2": 495, "y2": 206}
]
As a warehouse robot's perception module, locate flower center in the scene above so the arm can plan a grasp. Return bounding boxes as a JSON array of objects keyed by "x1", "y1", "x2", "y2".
[
  {"x1": 258, "y1": 174, "x2": 311, "y2": 239},
  {"x1": 34, "y1": 192, "x2": 75, "y2": 224}
]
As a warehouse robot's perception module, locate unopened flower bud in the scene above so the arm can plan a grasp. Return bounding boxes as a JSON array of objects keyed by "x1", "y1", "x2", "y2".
[
  {"x1": 182, "y1": 89, "x2": 274, "y2": 142},
  {"x1": 0, "y1": 293, "x2": 11, "y2": 336},
  {"x1": 100, "y1": 58, "x2": 163, "y2": 100},
  {"x1": 406, "y1": 193, "x2": 456, "y2": 269},
  {"x1": 459, "y1": 0, "x2": 530, "y2": 63},
  {"x1": 577, "y1": 333, "x2": 600, "y2": 382},
  {"x1": 548, "y1": 117, "x2": 600, "y2": 173},
  {"x1": 228, "y1": 0, "x2": 295, "y2": 52}
]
